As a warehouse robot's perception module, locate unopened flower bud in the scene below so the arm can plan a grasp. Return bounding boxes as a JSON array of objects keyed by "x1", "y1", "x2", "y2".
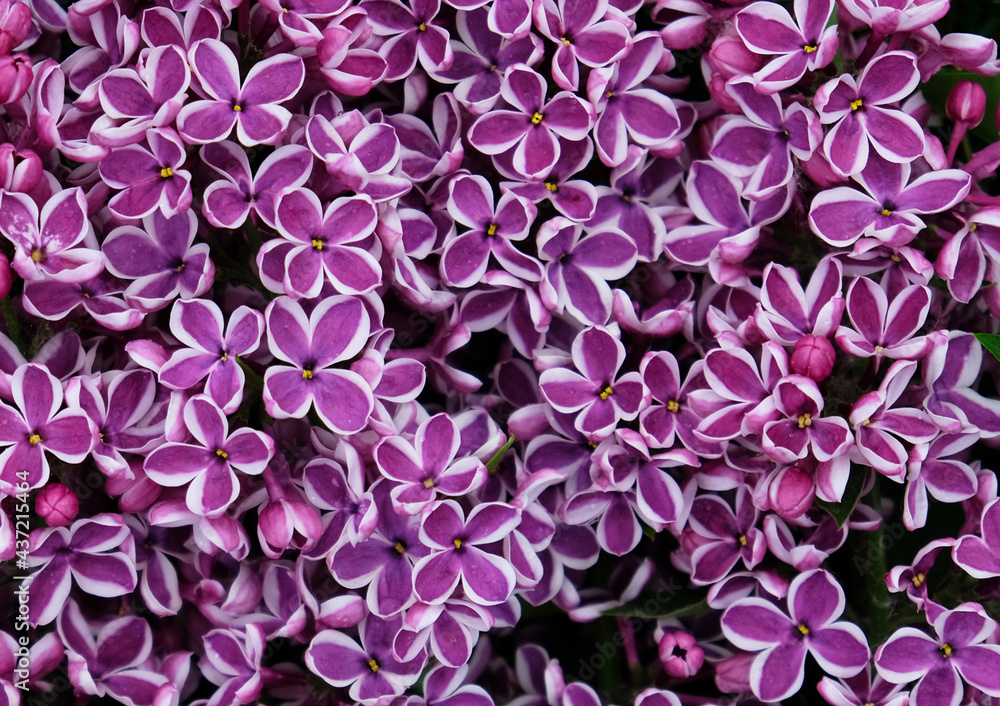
[
  {"x1": 767, "y1": 466, "x2": 816, "y2": 520},
  {"x1": 708, "y1": 33, "x2": 763, "y2": 81},
  {"x1": 715, "y1": 652, "x2": 755, "y2": 693},
  {"x1": 36, "y1": 483, "x2": 79, "y2": 527},
  {"x1": 947, "y1": 80, "x2": 986, "y2": 127},
  {"x1": 0, "y1": 52, "x2": 31, "y2": 104},
  {"x1": 791, "y1": 334, "x2": 836, "y2": 381},
  {"x1": 0, "y1": 0, "x2": 31, "y2": 56},
  {"x1": 0, "y1": 144, "x2": 43, "y2": 193},
  {"x1": 658, "y1": 630, "x2": 705, "y2": 677}
]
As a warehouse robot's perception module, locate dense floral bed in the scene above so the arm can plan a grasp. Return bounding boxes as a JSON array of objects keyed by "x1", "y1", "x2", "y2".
[{"x1": 3, "y1": 0, "x2": 1000, "y2": 704}]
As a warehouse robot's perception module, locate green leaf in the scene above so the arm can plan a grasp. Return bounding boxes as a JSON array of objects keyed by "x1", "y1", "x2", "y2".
[
  {"x1": 974, "y1": 332, "x2": 1000, "y2": 363},
  {"x1": 485, "y1": 434, "x2": 516, "y2": 474},
  {"x1": 604, "y1": 588, "x2": 708, "y2": 620},
  {"x1": 816, "y1": 465, "x2": 867, "y2": 528},
  {"x1": 922, "y1": 70, "x2": 1000, "y2": 144}
]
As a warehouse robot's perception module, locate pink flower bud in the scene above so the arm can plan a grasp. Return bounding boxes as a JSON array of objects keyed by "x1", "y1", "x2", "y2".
[
  {"x1": 0, "y1": 144, "x2": 43, "y2": 193},
  {"x1": 0, "y1": 52, "x2": 31, "y2": 104},
  {"x1": 791, "y1": 334, "x2": 836, "y2": 381},
  {"x1": 658, "y1": 631, "x2": 705, "y2": 677},
  {"x1": 0, "y1": 0, "x2": 31, "y2": 56},
  {"x1": 0, "y1": 253, "x2": 11, "y2": 299},
  {"x1": 36, "y1": 483, "x2": 79, "y2": 527},
  {"x1": 708, "y1": 33, "x2": 763, "y2": 81},
  {"x1": 947, "y1": 80, "x2": 986, "y2": 127},
  {"x1": 257, "y1": 498, "x2": 323, "y2": 558},
  {"x1": 767, "y1": 466, "x2": 816, "y2": 520},
  {"x1": 653, "y1": 0, "x2": 709, "y2": 51},
  {"x1": 714, "y1": 652, "x2": 755, "y2": 693}
]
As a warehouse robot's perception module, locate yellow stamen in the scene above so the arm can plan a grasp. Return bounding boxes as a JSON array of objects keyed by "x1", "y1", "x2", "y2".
[
  {"x1": 803, "y1": 44, "x2": 818, "y2": 53},
  {"x1": 797, "y1": 623, "x2": 809, "y2": 636},
  {"x1": 302, "y1": 369, "x2": 313, "y2": 380},
  {"x1": 940, "y1": 643, "x2": 952, "y2": 658},
  {"x1": 422, "y1": 477, "x2": 435, "y2": 489},
  {"x1": 890, "y1": 254, "x2": 901, "y2": 262},
  {"x1": 453, "y1": 538, "x2": 462, "y2": 549},
  {"x1": 874, "y1": 345, "x2": 884, "y2": 354},
  {"x1": 30, "y1": 249, "x2": 44, "y2": 263},
  {"x1": 418, "y1": 22, "x2": 426, "y2": 31},
  {"x1": 233, "y1": 104, "x2": 242, "y2": 112},
  {"x1": 797, "y1": 413, "x2": 812, "y2": 429},
  {"x1": 545, "y1": 182, "x2": 559, "y2": 192},
  {"x1": 850, "y1": 98, "x2": 863, "y2": 111},
  {"x1": 599, "y1": 386, "x2": 613, "y2": 400},
  {"x1": 216, "y1": 448, "x2": 229, "y2": 459},
  {"x1": 739, "y1": 535, "x2": 747, "y2": 546},
  {"x1": 531, "y1": 112, "x2": 544, "y2": 125},
  {"x1": 220, "y1": 351, "x2": 228, "y2": 362},
  {"x1": 667, "y1": 400, "x2": 680, "y2": 413},
  {"x1": 176, "y1": 262, "x2": 186, "y2": 272},
  {"x1": 99, "y1": 431, "x2": 105, "y2": 442},
  {"x1": 970, "y1": 222, "x2": 978, "y2": 232},
  {"x1": 912, "y1": 572, "x2": 925, "y2": 587},
  {"x1": 606, "y1": 91, "x2": 613, "y2": 99},
  {"x1": 28, "y1": 433, "x2": 42, "y2": 446},
  {"x1": 368, "y1": 658, "x2": 380, "y2": 672},
  {"x1": 394, "y1": 542, "x2": 405, "y2": 554},
  {"x1": 880, "y1": 208, "x2": 892, "y2": 217},
  {"x1": 562, "y1": 37, "x2": 571, "y2": 45},
  {"x1": 311, "y1": 238, "x2": 324, "y2": 250},
  {"x1": 861, "y1": 418, "x2": 871, "y2": 426},
  {"x1": 486, "y1": 224, "x2": 498, "y2": 236},
  {"x1": 161, "y1": 166, "x2": 173, "y2": 178}
]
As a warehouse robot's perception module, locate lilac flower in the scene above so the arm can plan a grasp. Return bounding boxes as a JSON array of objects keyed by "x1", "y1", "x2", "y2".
[
  {"x1": 721, "y1": 569, "x2": 871, "y2": 702},
  {"x1": 143, "y1": 394, "x2": 274, "y2": 517},
  {"x1": 61, "y1": 3, "x2": 141, "y2": 103},
  {"x1": 710, "y1": 77, "x2": 823, "y2": 201},
  {"x1": 430, "y1": 8, "x2": 544, "y2": 114},
  {"x1": 664, "y1": 160, "x2": 791, "y2": 286},
  {"x1": 364, "y1": 0, "x2": 454, "y2": 81},
  {"x1": 57, "y1": 600, "x2": 168, "y2": 704},
  {"x1": 65, "y1": 369, "x2": 165, "y2": 478},
  {"x1": 306, "y1": 615, "x2": 426, "y2": 700},
  {"x1": 102, "y1": 209, "x2": 215, "y2": 312},
  {"x1": 762, "y1": 375, "x2": 854, "y2": 463},
  {"x1": 850, "y1": 360, "x2": 938, "y2": 480},
  {"x1": 936, "y1": 209, "x2": 1000, "y2": 303},
  {"x1": 697, "y1": 344, "x2": 787, "y2": 441},
  {"x1": 201, "y1": 142, "x2": 313, "y2": 230},
  {"x1": 838, "y1": 0, "x2": 949, "y2": 34},
  {"x1": 587, "y1": 32, "x2": 681, "y2": 167},
  {"x1": 537, "y1": 218, "x2": 637, "y2": 326},
  {"x1": 875, "y1": 604, "x2": 1000, "y2": 706},
  {"x1": 22, "y1": 272, "x2": 144, "y2": 331},
  {"x1": 887, "y1": 538, "x2": 953, "y2": 614},
  {"x1": 387, "y1": 93, "x2": 465, "y2": 183},
  {"x1": 315, "y1": 17, "x2": 389, "y2": 96},
  {"x1": 953, "y1": 498, "x2": 1000, "y2": 578},
  {"x1": 498, "y1": 136, "x2": 598, "y2": 223},
  {"x1": 301, "y1": 450, "x2": 378, "y2": 561},
  {"x1": 266, "y1": 189, "x2": 381, "y2": 298},
  {"x1": 753, "y1": 258, "x2": 844, "y2": 346},
  {"x1": 263, "y1": 296, "x2": 375, "y2": 435},
  {"x1": 395, "y1": 599, "x2": 495, "y2": 668},
  {"x1": 813, "y1": 51, "x2": 926, "y2": 177},
  {"x1": 158, "y1": 298, "x2": 265, "y2": 414},
  {"x1": 94, "y1": 44, "x2": 191, "y2": 147},
  {"x1": 532, "y1": 0, "x2": 631, "y2": 91},
  {"x1": 375, "y1": 413, "x2": 487, "y2": 515},
  {"x1": 836, "y1": 277, "x2": 933, "y2": 365},
  {"x1": 258, "y1": 0, "x2": 351, "y2": 46},
  {"x1": 904, "y1": 433, "x2": 980, "y2": 530},
  {"x1": 200, "y1": 625, "x2": 266, "y2": 706},
  {"x1": 177, "y1": 39, "x2": 305, "y2": 146},
  {"x1": 440, "y1": 174, "x2": 540, "y2": 288},
  {"x1": 808, "y1": 152, "x2": 970, "y2": 247},
  {"x1": 687, "y1": 486, "x2": 765, "y2": 585},
  {"x1": 468, "y1": 65, "x2": 594, "y2": 178},
  {"x1": 539, "y1": 327, "x2": 649, "y2": 440},
  {"x1": 734, "y1": 0, "x2": 838, "y2": 94},
  {"x1": 413, "y1": 500, "x2": 520, "y2": 605},
  {"x1": 0, "y1": 187, "x2": 103, "y2": 283},
  {"x1": 99, "y1": 127, "x2": 192, "y2": 219},
  {"x1": 0, "y1": 363, "x2": 95, "y2": 493},
  {"x1": 27, "y1": 514, "x2": 137, "y2": 626},
  {"x1": 817, "y1": 667, "x2": 909, "y2": 706},
  {"x1": 419, "y1": 664, "x2": 494, "y2": 706},
  {"x1": 924, "y1": 332, "x2": 1000, "y2": 437},
  {"x1": 124, "y1": 515, "x2": 183, "y2": 616},
  {"x1": 639, "y1": 351, "x2": 723, "y2": 457}
]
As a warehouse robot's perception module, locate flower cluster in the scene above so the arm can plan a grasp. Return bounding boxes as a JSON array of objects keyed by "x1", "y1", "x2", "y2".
[{"x1": 2, "y1": 0, "x2": 1000, "y2": 704}]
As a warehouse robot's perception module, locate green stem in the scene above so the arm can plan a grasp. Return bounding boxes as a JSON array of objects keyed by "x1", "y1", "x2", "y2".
[
  {"x1": 2, "y1": 298, "x2": 25, "y2": 356},
  {"x1": 866, "y1": 478, "x2": 892, "y2": 645}
]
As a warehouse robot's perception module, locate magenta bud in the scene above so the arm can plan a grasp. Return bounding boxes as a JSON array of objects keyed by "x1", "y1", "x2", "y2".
[
  {"x1": 767, "y1": 466, "x2": 816, "y2": 520},
  {"x1": 36, "y1": 483, "x2": 79, "y2": 527},
  {"x1": 258, "y1": 498, "x2": 323, "y2": 558},
  {"x1": 0, "y1": 52, "x2": 31, "y2": 104},
  {"x1": 0, "y1": 144, "x2": 43, "y2": 193},
  {"x1": 708, "y1": 33, "x2": 763, "y2": 81},
  {"x1": 658, "y1": 631, "x2": 705, "y2": 677},
  {"x1": 0, "y1": 0, "x2": 31, "y2": 55},
  {"x1": 714, "y1": 652, "x2": 755, "y2": 694},
  {"x1": 791, "y1": 334, "x2": 836, "y2": 381},
  {"x1": 947, "y1": 80, "x2": 987, "y2": 128},
  {"x1": 0, "y1": 253, "x2": 11, "y2": 299}
]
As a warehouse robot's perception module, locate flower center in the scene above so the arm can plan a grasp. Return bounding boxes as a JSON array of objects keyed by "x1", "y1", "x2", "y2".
[
  {"x1": 418, "y1": 22, "x2": 426, "y2": 31},
  {"x1": 861, "y1": 418, "x2": 871, "y2": 426},
  {"x1": 545, "y1": 182, "x2": 559, "y2": 192},
  {"x1": 803, "y1": 44, "x2": 818, "y2": 53},
  {"x1": 667, "y1": 400, "x2": 680, "y2": 413},
  {"x1": 30, "y1": 248, "x2": 44, "y2": 263},
  {"x1": 311, "y1": 238, "x2": 324, "y2": 250},
  {"x1": 302, "y1": 368, "x2": 314, "y2": 380},
  {"x1": 486, "y1": 223, "x2": 498, "y2": 236},
  {"x1": 599, "y1": 386, "x2": 614, "y2": 400},
  {"x1": 561, "y1": 36, "x2": 571, "y2": 45},
  {"x1": 368, "y1": 658, "x2": 381, "y2": 672},
  {"x1": 739, "y1": 535, "x2": 747, "y2": 546},
  {"x1": 531, "y1": 112, "x2": 544, "y2": 125},
  {"x1": 912, "y1": 572, "x2": 925, "y2": 587},
  {"x1": 216, "y1": 448, "x2": 228, "y2": 459},
  {"x1": 880, "y1": 207, "x2": 892, "y2": 217},
  {"x1": 797, "y1": 413, "x2": 812, "y2": 429},
  {"x1": 970, "y1": 223, "x2": 978, "y2": 232},
  {"x1": 161, "y1": 166, "x2": 173, "y2": 178},
  {"x1": 850, "y1": 98, "x2": 864, "y2": 111},
  {"x1": 797, "y1": 623, "x2": 809, "y2": 637},
  {"x1": 233, "y1": 104, "x2": 243, "y2": 112},
  {"x1": 453, "y1": 538, "x2": 463, "y2": 549},
  {"x1": 27, "y1": 433, "x2": 42, "y2": 446},
  {"x1": 394, "y1": 541, "x2": 406, "y2": 554},
  {"x1": 940, "y1": 643, "x2": 953, "y2": 658},
  {"x1": 220, "y1": 351, "x2": 228, "y2": 362},
  {"x1": 422, "y1": 477, "x2": 435, "y2": 489}
]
